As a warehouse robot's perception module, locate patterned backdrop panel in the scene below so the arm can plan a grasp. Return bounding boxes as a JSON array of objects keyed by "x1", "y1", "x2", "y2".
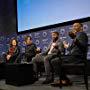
[{"x1": 0, "y1": 21, "x2": 90, "y2": 61}]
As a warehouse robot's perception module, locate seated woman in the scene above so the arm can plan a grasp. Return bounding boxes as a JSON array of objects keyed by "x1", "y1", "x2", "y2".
[{"x1": 4, "y1": 38, "x2": 20, "y2": 63}]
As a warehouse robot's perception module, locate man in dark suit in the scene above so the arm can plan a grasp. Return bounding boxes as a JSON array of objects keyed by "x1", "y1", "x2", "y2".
[
  {"x1": 32, "y1": 31, "x2": 65, "y2": 84},
  {"x1": 51, "y1": 22, "x2": 88, "y2": 86}
]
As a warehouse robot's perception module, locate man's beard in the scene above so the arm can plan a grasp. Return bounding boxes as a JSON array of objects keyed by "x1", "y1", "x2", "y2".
[
  {"x1": 53, "y1": 37, "x2": 58, "y2": 42},
  {"x1": 68, "y1": 31, "x2": 76, "y2": 39}
]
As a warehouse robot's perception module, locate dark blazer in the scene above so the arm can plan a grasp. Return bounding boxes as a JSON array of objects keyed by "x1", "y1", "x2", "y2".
[
  {"x1": 43, "y1": 39, "x2": 65, "y2": 56},
  {"x1": 25, "y1": 43, "x2": 37, "y2": 62},
  {"x1": 68, "y1": 31, "x2": 88, "y2": 58},
  {"x1": 6, "y1": 46, "x2": 20, "y2": 63}
]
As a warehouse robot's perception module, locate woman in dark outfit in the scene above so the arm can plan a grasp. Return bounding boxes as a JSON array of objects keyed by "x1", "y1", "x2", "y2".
[{"x1": 5, "y1": 38, "x2": 20, "y2": 63}]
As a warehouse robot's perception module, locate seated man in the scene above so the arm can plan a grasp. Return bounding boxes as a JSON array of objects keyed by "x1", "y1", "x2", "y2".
[
  {"x1": 51, "y1": 22, "x2": 88, "y2": 86},
  {"x1": 32, "y1": 31, "x2": 65, "y2": 84},
  {"x1": 24, "y1": 36, "x2": 37, "y2": 63}
]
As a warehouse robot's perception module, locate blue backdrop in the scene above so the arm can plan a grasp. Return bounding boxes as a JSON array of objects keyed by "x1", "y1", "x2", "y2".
[{"x1": 0, "y1": 21, "x2": 90, "y2": 62}]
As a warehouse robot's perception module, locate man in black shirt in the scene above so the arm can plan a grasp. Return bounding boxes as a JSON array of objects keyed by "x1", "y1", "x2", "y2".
[{"x1": 24, "y1": 36, "x2": 37, "y2": 62}]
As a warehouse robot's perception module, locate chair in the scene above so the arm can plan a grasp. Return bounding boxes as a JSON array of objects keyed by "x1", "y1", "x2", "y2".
[{"x1": 60, "y1": 55, "x2": 88, "y2": 90}]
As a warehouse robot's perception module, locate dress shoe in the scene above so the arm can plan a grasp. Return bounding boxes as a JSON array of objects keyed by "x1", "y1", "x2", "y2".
[
  {"x1": 51, "y1": 80, "x2": 61, "y2": 87},
  {"x1": 51, "y1": 80, "x2": 72, "y2": 87}
]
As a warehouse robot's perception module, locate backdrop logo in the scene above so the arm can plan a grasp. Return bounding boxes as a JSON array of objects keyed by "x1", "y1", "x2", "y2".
[
  {"x1": 83, "y1": 24, "x2": 88, "y2": 31},
  {"x1": 60, "y1": 28, "x2": 65, "y2": 36},
  {"x1": 50, "y1": 29, "x2": 57, "y2": 33},
  {"x1": 42, "y1": 32, "x2": 48, "y2": 38},
  {"x1": 42, "y1": 39, "x2": 49, "y2": 44},
  {"x1": 35, "y1": 40, "x2": 40, "y2": 45},
  {"x1": 60, "y1": 36, "x2": 67, "y2": 40},
  {"x1": 34, "y1": 32, "x2": 40, "y2": 38}
]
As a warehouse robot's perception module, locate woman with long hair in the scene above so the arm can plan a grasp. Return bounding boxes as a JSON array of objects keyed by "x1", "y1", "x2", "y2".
[{"x1": 5, "y1": 38, "x2": 20, "y2": 63}]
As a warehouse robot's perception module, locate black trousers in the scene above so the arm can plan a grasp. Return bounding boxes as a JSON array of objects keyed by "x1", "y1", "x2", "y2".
[{"x1": 51, "y1": 55, "x2": 84, "y2": 80}]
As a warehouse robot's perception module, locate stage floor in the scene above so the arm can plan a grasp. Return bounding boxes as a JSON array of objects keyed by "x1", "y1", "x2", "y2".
[{"x1": 0, "y1": 75, "x2": 90, "y2": 90}]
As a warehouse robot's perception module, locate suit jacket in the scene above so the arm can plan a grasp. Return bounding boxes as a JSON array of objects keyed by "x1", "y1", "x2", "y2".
[
  {"x1": 42, "y1": 39, "x2": 65, "y2": 56},
  {"x1": 68, "y1": 31, "x2": 88, "y2": 58},
  {"x1": 25, "y1": 43, "x2": 37, "y2": 62}
]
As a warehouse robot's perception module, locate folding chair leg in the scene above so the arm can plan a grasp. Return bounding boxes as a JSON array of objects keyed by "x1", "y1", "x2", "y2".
[
  {"x1": 83, "y1": 67, "x2": 88, "y2": 90},
  {"x1": 84, "y1": 74, "x2": 88, "y2": 90}
]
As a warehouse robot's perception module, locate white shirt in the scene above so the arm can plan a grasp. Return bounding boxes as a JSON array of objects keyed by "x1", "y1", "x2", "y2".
[{"x1": 48, "y1": 42, "x2": 56, "y2": 54}]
